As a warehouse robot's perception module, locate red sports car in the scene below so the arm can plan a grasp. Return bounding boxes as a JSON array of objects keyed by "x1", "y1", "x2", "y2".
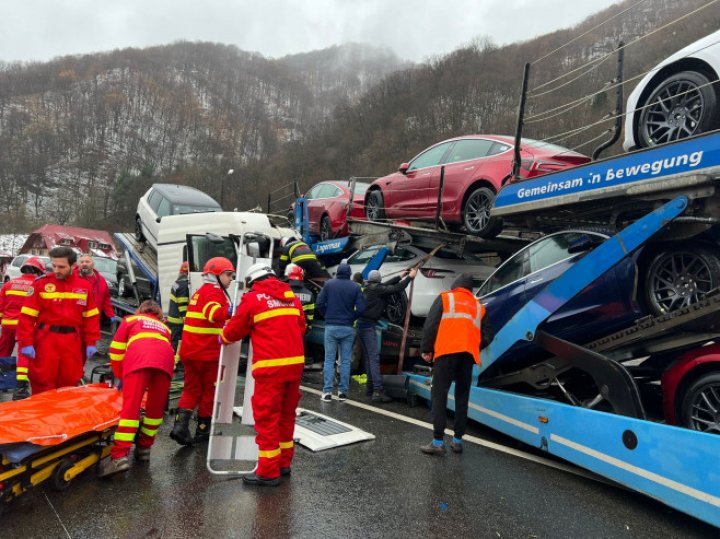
[
  {"x1": 364, "y1": 135, "x2": 590, "y2": 237},
  {"x1": 292, "y1": 180, "x2": 369, "y2": 240}
]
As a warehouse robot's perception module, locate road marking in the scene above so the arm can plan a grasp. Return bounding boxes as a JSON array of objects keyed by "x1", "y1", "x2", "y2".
[{"x1": 300, "y1": 385, "x2": 616, "y2": 487}]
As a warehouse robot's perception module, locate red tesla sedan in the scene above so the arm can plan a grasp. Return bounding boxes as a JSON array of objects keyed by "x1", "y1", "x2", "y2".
[
  {"x1": 364, "y1": 135, "x2": 590, "y2": 237},
  {"x1": 292, "y1": 180, "x2": 370, "y2": 240}
]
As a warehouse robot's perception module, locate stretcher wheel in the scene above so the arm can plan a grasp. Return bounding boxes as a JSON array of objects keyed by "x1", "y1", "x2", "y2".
[{"x1": 51, "y1": 460, "x2": 75, "y2": 491}]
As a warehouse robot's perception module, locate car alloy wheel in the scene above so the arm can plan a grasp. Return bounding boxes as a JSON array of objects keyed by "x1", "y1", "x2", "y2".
[
  {"x1": 366, "y1": 190, "x2": 385, "y2": 222},
  {"x1": 384, "y1": 292, "x2": 407, "y2": 325},
  {"x1": 462, "y1": 186, "x2": 502, "y2": 238},
  {"x1": 637, "y1": 70, "x2": 718, "y2": 148},
  {"x1": 681, "y1": 373, "x2": 720, "y2": 434},
  {"x1": 645, "y1": 247, "x2": 720, "y2": 315}
]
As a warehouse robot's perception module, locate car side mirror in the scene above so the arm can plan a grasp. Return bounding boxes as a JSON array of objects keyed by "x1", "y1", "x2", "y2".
[{"x1": 398, "y1": 163, "x2": 409, "y2": 174}]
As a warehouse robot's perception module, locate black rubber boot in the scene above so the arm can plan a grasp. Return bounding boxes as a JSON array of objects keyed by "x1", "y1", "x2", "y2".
[
  {"x1": 12, "y1": 381, "x2": 30, "y2": 401},
  {"x1": 170, "y1": 409, "x2": 195, "y2": 446},
  {"x1": 194, "y1": 416, "x2": 211, "y2": 443}
]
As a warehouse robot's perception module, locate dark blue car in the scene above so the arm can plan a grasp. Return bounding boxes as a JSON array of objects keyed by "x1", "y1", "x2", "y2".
[{"x1": 476, "y1": 231, "x2": 645, "y2": 368}]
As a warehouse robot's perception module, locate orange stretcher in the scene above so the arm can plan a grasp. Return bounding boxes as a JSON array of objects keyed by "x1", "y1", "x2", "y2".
[{"x1": 0, "y1": 384, "x2": 122, "y2": 514}]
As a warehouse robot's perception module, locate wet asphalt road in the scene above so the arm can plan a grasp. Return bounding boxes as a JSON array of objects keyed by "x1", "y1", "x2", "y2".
[{"x1": 1, "y1": 359, "x2": 718, "y2": 539}]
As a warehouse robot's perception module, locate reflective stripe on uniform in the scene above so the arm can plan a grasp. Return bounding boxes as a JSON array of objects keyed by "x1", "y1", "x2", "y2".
[
  {"x1": 16, "y1": 367, "x2": 28, "y2": 374},
  {"x1": 114, "y1": 432, "x2": 136, "y2": 442},
  {"x1": 110, "y1": 341, "x2": 128, "y2": 350},
  {"x1": 183, "y1": 325, "x2": 223, "y2": 335},
  {"x1": 291, "y1": 254, "x2": 316, "y2": 263},
  {"x1": 38, "y1": 292, "x2": 87, "y2": 300},
  {"x1": 21, "y1": 306, "x2": 39, "y2": 317},
  {"x1": 279, "y1": 440, "x2": 294, "y2": 449},
  {"x1": 258, "y1": 447, "x2": 281, "y2": 459},
  {"x1": 170, "y1": 294, "x2": 189, "y2": 304},
  {"x1": 128, "y1": 332, "x2": 170, "y2": 347},
  {"x1": 441, "y1": 293, "x2": 481, "y2": 330},
  {"x1": 140, "y1": 426, "x2": 159, "y2": 437},
  {"x1": 167, "y1": 315, "x2": 184, "y2": 324},
  {"x1": 83, "y1": 308, "x2": 100, "y2": 318},
  {"x1": 109, "y1": 353, "x2": 124, "y2": 361},
  {"x1": 253, "y1": 308, "x2": 300, "y2": 324},
  {"x1": 1, "y1": 319, "x2": 18, "y2": 326},
  {"x1": 284, "y1": 291, "x2": 295, "y2": 299},
  {"x1": 142, "y1": 417, "x2": 163, "y2": 426},
  {"x1": 119, "y1": 419, "x2": 140, "y2": 428},
  {"x1": 252, "y1": 355, "x2": 305, "y2": 371},
  {"x1": 16, "y1": 374, "x2": 29, "y2": 382},
  {"x1": 5, "y1": 290, "x2": 28, "y2": 296}
]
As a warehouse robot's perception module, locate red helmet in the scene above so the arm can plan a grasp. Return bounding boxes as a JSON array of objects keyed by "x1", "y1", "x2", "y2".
[
  {"x1": 179, "y1": 261, "x2": 189, "y2": 273},
  {"x1": 203, "y1": 257, "x2": 234, "y2": 276},
  {"x1": 286, "y1": 264, "x2": 304, "y2": 281},
  {"x1": 21, "y1": 256, "x2": 46, "y2": 275}
]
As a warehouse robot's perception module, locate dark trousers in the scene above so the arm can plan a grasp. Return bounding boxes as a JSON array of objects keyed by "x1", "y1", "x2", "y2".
[
  {"x1": 358, "y1": 323, "x2": 382, "y2": 391},
  {"x1": 430, "y1": 352, "x2": 475, "y2": 440}
]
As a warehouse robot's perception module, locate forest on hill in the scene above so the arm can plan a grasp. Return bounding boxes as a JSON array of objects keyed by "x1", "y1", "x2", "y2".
[{"x1": 0, "y1": 0, "x2": 718, "y2": 232}]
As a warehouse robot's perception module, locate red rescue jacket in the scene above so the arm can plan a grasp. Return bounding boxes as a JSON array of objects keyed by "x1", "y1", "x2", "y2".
[
  {"x1": 16, "y1": 273, "x2": 100, "y2": 348},
  {"x1": 180, "y1": 282, "x2": 230, "y2": 362},
  {"x1": 0, "y1": 274, "x2": 36, "y2": 328},
  {"x1": 73, "y1": 267, "x2": 115, "y2": 319},
  {"x1": 108, "y1": 314, "x2": 175, "y2": 379},
  {"x1": 221, "y1": 277, "x2": 306, "y2": 382}
]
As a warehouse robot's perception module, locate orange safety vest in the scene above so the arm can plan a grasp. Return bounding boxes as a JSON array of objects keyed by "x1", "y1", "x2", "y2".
[{"x1": 434, "y1": 288, "x2": 484, "y2": 365}]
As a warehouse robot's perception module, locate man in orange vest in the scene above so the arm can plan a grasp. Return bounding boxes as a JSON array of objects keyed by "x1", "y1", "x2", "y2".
[
  {"x1": 221, "y1": 262, "x2": 306, "y2": 486},
  {"x1": 419, "y1": 273, "x2": 493, "y2": 455}
]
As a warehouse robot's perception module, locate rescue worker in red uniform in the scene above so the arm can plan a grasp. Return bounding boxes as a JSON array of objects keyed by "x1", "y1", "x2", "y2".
[
  {"x1": 16, "y1": 247, "x2": 101, "y2": 395},
  {"x1": 419, "y1": 273, "x2": 493, "y2": 456},
  {"x1": 221, "y1": 262, "x2": 306, "y2": 486},
  {"x1": 98, "y1": 300, "x2": 175, "y2": 477},
  {"x1": 171, "y1": 257, "x2": 234, "y2": 446},
  {"x1": 0, "y1": 257, "x2": 46, "y2": 400}
]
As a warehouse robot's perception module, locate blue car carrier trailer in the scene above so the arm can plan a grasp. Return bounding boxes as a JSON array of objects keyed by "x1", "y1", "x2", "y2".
[{"x1": 406, "y1": 194, "x2": 720, "y2": 527}]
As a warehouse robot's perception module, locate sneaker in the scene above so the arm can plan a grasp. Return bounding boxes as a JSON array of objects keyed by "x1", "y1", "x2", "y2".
[
  {"x1": 449, "y1": 440, "x2": 463, "y2": 454},
  {"x1": 420, "y1": 441, "x2": 446, "y2": 456},
  {"x1": 320, "y1": 393, "x2": 332, "y2": 402},
  {"x1": 97, "y1": 456, "x2": 130, "y2": 478},
  {"x1": 337, "y1": 393, "x2": 348, "y2": 402},
  {"x1": 371, "y1": 390, "x2": 392, "y2": 403},
  {"x1": 242, "y1": 472, "x2": 280, "y2": 487},
  {"x1": 134, "y1": 446, "x2": 152, "y2": 462},
  {"x1": 280, "y1": 467, "x2": 292, "y2": 476}
]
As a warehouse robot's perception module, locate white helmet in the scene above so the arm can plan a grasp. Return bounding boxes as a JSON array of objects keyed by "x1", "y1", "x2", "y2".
[
  {"x1": 280, "y1": 236, "x2": 296, "y2": 248},
  {"x1": 245, "y1": 262, "x2": 275, "y2": 285}
]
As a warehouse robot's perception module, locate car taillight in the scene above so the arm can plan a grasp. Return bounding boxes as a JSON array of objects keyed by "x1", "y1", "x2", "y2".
[
  {"x1": 523, "y1": 159, "x2": 570, "y2": 175},
  {"x1": 419, "y1": 268, "x2": 455, "y2": 279}
]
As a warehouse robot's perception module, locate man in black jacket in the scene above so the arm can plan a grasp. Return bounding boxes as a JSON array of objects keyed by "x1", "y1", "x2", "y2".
[{"x1": 358, "y1": 268, "x2": 416, "y2": 402}]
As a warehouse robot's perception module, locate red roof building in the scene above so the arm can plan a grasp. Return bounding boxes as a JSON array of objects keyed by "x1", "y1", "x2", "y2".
[{"x1": 20, "y1": 225, "x2": 118, "y2": 260}]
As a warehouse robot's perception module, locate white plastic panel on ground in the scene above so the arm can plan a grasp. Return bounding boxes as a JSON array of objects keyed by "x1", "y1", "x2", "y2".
[{"x1": 233, "y1": 407, "x2": 375, "y2": 452}]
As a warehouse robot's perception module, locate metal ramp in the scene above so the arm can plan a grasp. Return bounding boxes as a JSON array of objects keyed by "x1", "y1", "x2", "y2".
[{"x1": 232, "y1": 407, "x2": 375, "y2": 452}]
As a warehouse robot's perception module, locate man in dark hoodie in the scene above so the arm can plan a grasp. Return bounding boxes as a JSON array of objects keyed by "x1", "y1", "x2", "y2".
[
  {"x1": 419, "y1": 273, "x2": 493, "y2": 456},
  {"x1": 358, "y1": 268, "x2": 417, "y2": 402},
  {"x1": 315, "y1": 263, "x2": 365, "y2": 401}
]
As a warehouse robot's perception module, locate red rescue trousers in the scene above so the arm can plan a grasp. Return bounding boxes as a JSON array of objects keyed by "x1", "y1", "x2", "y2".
[
  {"x1": 252, "y1": 378, "x2": 302, "y2": 478},
  {"x1": 29, "y1": 327, "x2": 83, "y2": 394},
  {"x1": 0, "y1": 327, "x2": 16, "y2": 357},
  {"x1": 111, "y1": 368, "x2": 171, "y2": 459},
  {"x1": 178, "y1": 359, "x2": 218, "y2": 417}
]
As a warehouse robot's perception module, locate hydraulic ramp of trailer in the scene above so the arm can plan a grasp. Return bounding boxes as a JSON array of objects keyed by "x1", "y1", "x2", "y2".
[{"x1": 406, "y1": 196, "x2": 720, "y2": 528}]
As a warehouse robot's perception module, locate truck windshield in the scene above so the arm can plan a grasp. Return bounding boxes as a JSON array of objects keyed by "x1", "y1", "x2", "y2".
[{"x1": 188, "y1": 235, "x2": 236, "y2": 272}]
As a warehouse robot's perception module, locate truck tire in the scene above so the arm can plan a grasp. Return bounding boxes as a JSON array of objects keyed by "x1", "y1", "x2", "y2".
[{"x1": 134, "y1": 217, "x2": 145, "y2": 243}]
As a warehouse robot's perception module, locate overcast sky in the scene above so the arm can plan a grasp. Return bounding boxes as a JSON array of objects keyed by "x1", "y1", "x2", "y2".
[{"x1": 2, "y1": 0, "x2": 617, "y2": 64}]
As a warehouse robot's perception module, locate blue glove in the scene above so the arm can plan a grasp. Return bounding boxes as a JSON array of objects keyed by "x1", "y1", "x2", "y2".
[
  {"x1": 111, "y1": 316, "x2": 121, "y2": 324},
  {"x1": 86, "y1": 345, "x2": 97, "y2": 358},
  {"x1": 21, "y1": 345, "x2": 36, "y2": 359},
  {"x1": 227, "y1": 304, "x2": 235, "y2": 317}
]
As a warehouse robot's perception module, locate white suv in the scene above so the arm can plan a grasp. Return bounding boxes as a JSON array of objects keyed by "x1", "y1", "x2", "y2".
[{"x1": 135, "y1": 184, "x2": 222, "y2": 250}]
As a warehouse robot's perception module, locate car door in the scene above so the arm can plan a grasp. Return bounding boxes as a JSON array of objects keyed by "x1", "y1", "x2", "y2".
[
  {"x1": 434, "y1": 138, "x2": 499, "y2": 212},
  {"x1": 303, "y1": 184, "x2": 324, "y2": 230},
  {"x1": 477, "y1": 247, "x2": 531, "y2": 331},
  {"x1": 141, "y1": 189, "x2": 164, "y2": 245},
  {"x1": 383, "y1": 142, "x2": 452, "y2": 217}
]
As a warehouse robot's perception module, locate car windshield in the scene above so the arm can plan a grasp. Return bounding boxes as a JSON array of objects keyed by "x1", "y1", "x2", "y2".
[
  {"x1": 174, "y1": 205, "x2": 221, "y2": 214},
  {"x1": 93, "y1": 257, "x2": 117, "y2": 273},
  {"x1": 352, "y1": 183, "x2": 369, "y2": 195}
]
